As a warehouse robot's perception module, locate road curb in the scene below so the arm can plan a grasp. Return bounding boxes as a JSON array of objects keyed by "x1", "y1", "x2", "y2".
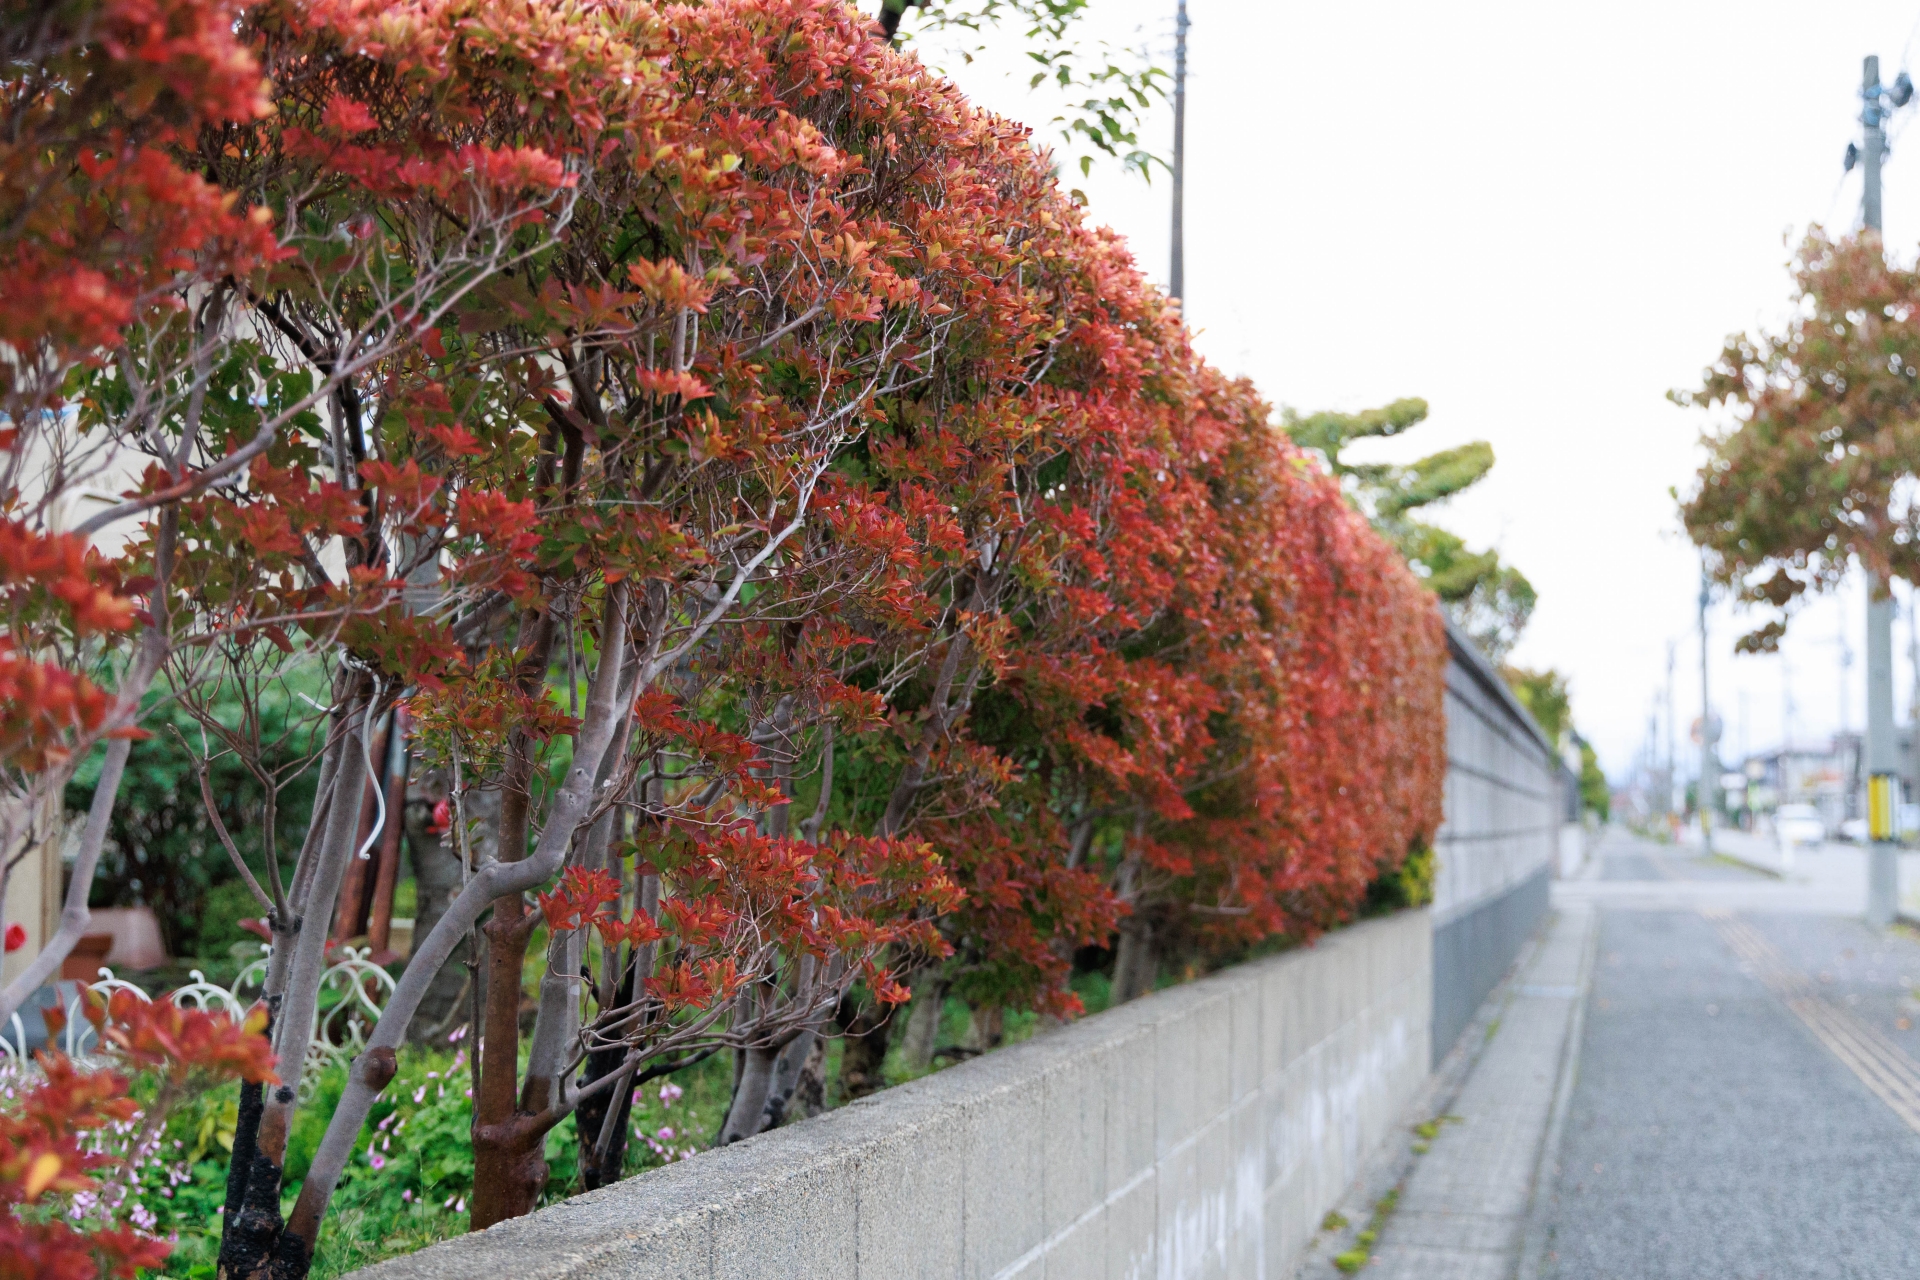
[
  {"x1": 1710, "y1": 844, "x2": 1788, "y2": 880},
  {"x1": 1514, "y1": 905, "x2": 1599, "y2": 1280}
]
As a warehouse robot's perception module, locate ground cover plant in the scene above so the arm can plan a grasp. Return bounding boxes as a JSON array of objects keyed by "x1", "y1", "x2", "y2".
[
  {"x1": 1, "y1": 0, "x2": 1448, "y2": 1272},
  {"x1": 0, "y1": 989, "x2": 276, "y2": 1280}
]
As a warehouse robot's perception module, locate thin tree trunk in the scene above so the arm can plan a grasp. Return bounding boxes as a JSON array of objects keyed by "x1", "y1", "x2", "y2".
[
  {"x1": 469, "y1": 606, "x2": 558, "y2": 1230},
  {"x1": 718, "y1": 1041, "x2": 783, "y2": 1144},
  {"x1": 404, "y1": 773, "x2": 469, "y2": 1041},
  {"x1": 784, "y1": 1034, "x2": 827, "y2": 1124},
  {"x1": 575, "y1": 955, "x2": 637, "y2": 1190},
  {"x1": 1110, "y1": 810, "x2": 1156, "y2": 1005},
  {"x1": 755, "y1": 965, "x2": 840, "y2": 1129},
  {"x1": 331, "y1": 714, "x2": 390, "y2": 944},
  {"x1": 834, "y1": 990, "x2": 896, "y2": 1101},
  {"x1": 757, "y1": 1030, "x2": 816, "y2": 1130},
  {"x1": 715, "y1": 696, "x2": 806, "y2": 1145},
  {"x1": 963, "y1": 1003, "x2": 1004, "y2": 1053},
  {"x1": 1111, "y1": 915, "x2": 1157, "y2": 1004},
  {"x1": 900, "y1": 972, "x2": 949, "y2": 1072},
  {"x1": 216, "y1": 686, "x2": 372, "y2": 1280}
]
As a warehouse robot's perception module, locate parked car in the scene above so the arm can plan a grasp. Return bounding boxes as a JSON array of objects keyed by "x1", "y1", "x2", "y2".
[
  {"x1": 1774, "y1": 803, "x2": 1827, "y2": 849},
  {"x1": 1839, "y1": 817, "x2": 1869, "y2": 844}
]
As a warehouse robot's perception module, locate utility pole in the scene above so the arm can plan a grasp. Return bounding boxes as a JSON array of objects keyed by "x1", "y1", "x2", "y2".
[
  {"x1": 1700, "y1": 560, "x2": 1716, "y2": 852},
  {"x1": 1909, "y1": 583, "x2": 1920, "y2": 731},
  {"x1": 1863, "y1": 54, "x2": 1901, "y2": 925},
  {"x1": 1839, "y1": 602, "x2": 1853, "y2": 737},
  {"x1": 1783, "y1": 652, "x2": 1795, "y2": 751},
  {"x1": 1169, "y1": 0, "x2": 1189, "y2": 302},
  {"x1": 1666, "y1": 641, "x2": 1678, "y2": 822}
]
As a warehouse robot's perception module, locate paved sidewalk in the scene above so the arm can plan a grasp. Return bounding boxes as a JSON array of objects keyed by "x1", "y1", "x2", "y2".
[
  {"x1": 1300, "y1": 827, "x2": 1920, "y2": 1279},
  {"x1": 1695, "y1": 824, "x2": 1920, "y2": 914},
  {"x1": 1354, "y1": 905, "x2": 1594, "y2": 1279}
]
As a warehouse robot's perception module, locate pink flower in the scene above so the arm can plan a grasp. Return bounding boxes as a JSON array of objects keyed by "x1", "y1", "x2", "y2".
[
  {"x1": 656, "y1": 1127, "x2": 675, "y2": 1141},
  {"x1": 659, "y1": 1081, "x2": 684, "y2": 1107},
  {"x1": 369, "y1": 1153, "x2": 386, "y2": 1170},
  {"x1": 402, "y1": 1190, "x2": 413, "y2": 1202}
]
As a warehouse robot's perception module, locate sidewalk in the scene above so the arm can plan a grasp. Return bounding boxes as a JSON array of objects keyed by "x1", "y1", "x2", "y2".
[
  {"x1": 1708, "y1": 826, "x2": 1920, "y2": 915},
  {"x1": 1296, "y1": 906, "x2": 1597, "y2": 1278}
]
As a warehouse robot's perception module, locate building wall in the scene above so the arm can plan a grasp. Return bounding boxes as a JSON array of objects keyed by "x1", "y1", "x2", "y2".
[
  {"x1": 1429, "y1": 622, "x2": 1561, "y2": 1065},
  {"x1": 351, "y1": 912, "x2": 1433, "y2": 1280},
  {"x1": 1, "y1": 799, "x2": 67, "y2": 990}
]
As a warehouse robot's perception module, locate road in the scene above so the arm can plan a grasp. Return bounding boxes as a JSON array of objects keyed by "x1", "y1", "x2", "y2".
[{"x1": 1541, "y1": 829, "x2": 1920, "y2": 1279}]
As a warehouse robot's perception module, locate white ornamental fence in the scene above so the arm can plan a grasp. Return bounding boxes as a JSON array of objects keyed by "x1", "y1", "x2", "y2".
[{"x1": 0, "y1": 945, "x2": 395, "y2": 1094}]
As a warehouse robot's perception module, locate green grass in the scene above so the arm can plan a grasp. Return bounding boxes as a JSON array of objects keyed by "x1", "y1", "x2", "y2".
[
  {"x1": 1321, "y1": 1170, "x2": 1410, "y2": 1272},
  {"x1": 144, "y1": 1038, "x2": 740, "y2": 1280}
]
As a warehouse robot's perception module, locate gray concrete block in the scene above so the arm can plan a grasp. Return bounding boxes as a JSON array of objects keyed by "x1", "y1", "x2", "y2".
[
  {"x1": 1259, "y1": 963, "x2": 1289, "y2": 1091},
  {"x1": 850, "y1": 1106, "x2": 964, "y2": 1280},
  {"x1": 1042, "y1": 1045, "x2": 1110, "y2": 1237},
  {"x1": 960, "y1": 1072, "x2": 1047, "y2": 1279},
  {"x1": 1154, "y1": 1008, "x2": 1200, "y2": 1160},
  {"x1": 1226, "y1": 976, "x2": 1262, "y2": 1104},
  {"x1": 1223, "y1": 1095, "x2": 1264, "y2": 1280},
  {"x1": 1102, "y1": 1019, "x2": 1158, "y2": 1195},
  {"x1": 709, "y1": 1159, "x2": 856, "y2": 1279},
  {"x1": 1105, "y1": 1166, "x2": 1156, "y2": 1280},
  {"x1": 1041, "y1": 1203, "x2": 1107, "y2": 1280},
  {"x1": 1190, "y1": 993, "x2": 1232, "y2": 1126}
]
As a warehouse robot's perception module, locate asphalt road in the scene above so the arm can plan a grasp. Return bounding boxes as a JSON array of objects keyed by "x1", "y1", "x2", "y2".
[{"x1": 1540, "y1": 832, "x2": 1920, "y2": 1279}]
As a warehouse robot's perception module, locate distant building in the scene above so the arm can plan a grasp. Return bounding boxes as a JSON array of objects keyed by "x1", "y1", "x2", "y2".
[{"x1": 1738, "y1": 728, "x2": 1915, "y2": 837}]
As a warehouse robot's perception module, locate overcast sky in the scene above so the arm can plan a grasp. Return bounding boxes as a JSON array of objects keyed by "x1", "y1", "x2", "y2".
[{"x1": 914, "y1": 0, "x2": 1920, "y2": 779}]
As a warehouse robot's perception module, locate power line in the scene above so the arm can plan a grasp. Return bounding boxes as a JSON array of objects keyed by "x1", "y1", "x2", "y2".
[{"x1": 1898, "y1": 7, "x2": 1920, "y2": 77}]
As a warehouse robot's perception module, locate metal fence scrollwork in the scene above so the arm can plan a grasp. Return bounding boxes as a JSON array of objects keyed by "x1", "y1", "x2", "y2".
[{"x1": 0, "y1": 945, "x2": 396, "y2": 1097}]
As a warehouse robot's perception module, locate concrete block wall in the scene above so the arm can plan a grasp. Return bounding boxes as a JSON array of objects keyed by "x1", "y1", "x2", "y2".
[
  {"x1": 1429, "y1": 620, "x2": 1561, "y2": 1064},
  {"x1": 351, "y1": 910, "x2": 1432, "y2": 1280}
]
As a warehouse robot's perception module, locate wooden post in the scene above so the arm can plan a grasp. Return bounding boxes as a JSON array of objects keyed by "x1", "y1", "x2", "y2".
[
  {"x1": 332, "y1": 714, "x2": 392, "y2": 945},
  {"x1": 367, "y1": 710, "x2": 410, "y2": 963}
]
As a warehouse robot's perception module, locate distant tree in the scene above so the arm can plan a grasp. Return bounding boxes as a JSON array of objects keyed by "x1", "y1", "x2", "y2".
[
  {"x1": 1577, "y1": 737, "x2": 1610, "y2": 822},
  {"x1": 1287, "y1": 398, "x2": 1537, "y2": 661},
  {"x1": 1679, "y1": 229, "x2": 1920, "y2": 650},
  {"x1": 880, "y1": 0, "x2": 1168, "y2": 184},
  {"x1": 1502, "y1": 668, "x2": 1609, "y2": 820},
  {"x1": 1502, "y1": 666, "x2": 1570, "y2": 744},
  {"x1": 65, "y1": 677, "x2": 324, "y2": 957}
]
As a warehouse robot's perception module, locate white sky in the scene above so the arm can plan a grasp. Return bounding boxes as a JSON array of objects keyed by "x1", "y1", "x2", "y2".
[{"x1": 915, "y1": 0, "x2": 1920, "y2": 780}]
